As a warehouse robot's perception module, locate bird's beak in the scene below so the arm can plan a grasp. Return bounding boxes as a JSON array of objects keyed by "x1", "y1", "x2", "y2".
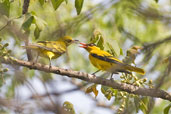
[
  {"x1": 72, "y1": 39, "x2": 80, "y2": 44},
  {"x1": 79, "y1": 42, "x2": 88, "y2": 48}
]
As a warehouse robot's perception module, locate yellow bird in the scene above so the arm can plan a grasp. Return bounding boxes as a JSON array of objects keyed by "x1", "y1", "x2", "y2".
[
  {"x1": 79, "y1": 43, "x2": 145, "y2": 76},
  {"x1": 23, "y1": 36, "x2": 79, "y2": 67}
]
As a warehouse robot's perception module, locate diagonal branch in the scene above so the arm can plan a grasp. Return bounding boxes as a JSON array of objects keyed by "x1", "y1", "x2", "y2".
[
  {"x1": 1, "y1": 57, "x2": 171, "y2": 101},
  {"x1": 143, "y1": 36, "x2": 171, "y2": 50}
]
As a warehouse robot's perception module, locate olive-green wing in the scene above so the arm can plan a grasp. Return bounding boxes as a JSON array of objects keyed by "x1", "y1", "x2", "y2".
[{"x1": 24, "y1": 43, "x2": 64, "y2": 55}]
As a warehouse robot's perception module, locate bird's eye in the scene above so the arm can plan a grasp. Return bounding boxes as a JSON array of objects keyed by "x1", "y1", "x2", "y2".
[
  {"x1": 66, "y1": 39, "x2": 72, "y2": 43},
  {"x1": 89, "y1": 43, "x2": 95, "y2": 46}
]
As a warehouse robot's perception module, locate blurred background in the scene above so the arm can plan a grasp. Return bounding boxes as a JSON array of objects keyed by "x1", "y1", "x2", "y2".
[{"x1": 0, "y1": 0, "x2": 170, "y2": 114}]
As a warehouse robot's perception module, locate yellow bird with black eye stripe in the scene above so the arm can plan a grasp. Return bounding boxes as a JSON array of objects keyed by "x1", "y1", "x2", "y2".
[
  {"x1": 23, "y1": 36, "x2": 79, "y2": 68},
  {"x1": 79, "y1": 43, "x2": 145, "y2": 75}
]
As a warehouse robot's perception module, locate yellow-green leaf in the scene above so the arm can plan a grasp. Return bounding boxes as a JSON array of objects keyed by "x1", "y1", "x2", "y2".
[
  {"x1": 97, "y1": 36, "x2": 104, "y2": 50},
  {"x1": 105, "y1": 92, "x2": 112, "y2": 100},
  {"x1": 90, "y1": 30, "x2": 102, "y2": 44},
  {"x1": 164, "y1": 104, "x2": 171, "y2": 114},
  {"x1": 134, "y1": 97, "x2": 140, "y2": 113},
  {"x1": 139, "y1": 100, "x2": 147, "y2": 114},
  {"x1": 154, "y1": 0, "x2": 158, "y2": 3},
  {"x1": 65, "y1": 0, "x2": 68, "y2": 4},
  {"x1": 162, "y1": 57, "x2": 171, "y2": 64},
  {"x1": 39, "y1": 0, "x2": 44, "y2": 6},
  {"x1": 108, "y1": 40, "x2": 120, "y2": 57},
  {"x1": 90, "y1": 36, "x2": 98, "y2": 43},
  {"x1": 51, "y1": 0, "x2": 64, "y2": 10},
  {"x1": 101, "y1": 85, "x2": 108, "y2": 94},
  {"x1": 0, "y1": 0, "x2": 10, "y2": 17},
  {"x1": 86, "y1": 84, "x2": 98, "y2": 98},
  {"x1": 75, "y1": 0, "x2": 84, "y2": 15},
  {"x1": 34, "y1": 26, "x2": 41, "y2": 39},
  {"x1": 22, "y1": 14, "x2": 34, "y2": 31},
  {"x1": 101, "y1": 85, "x2": 115, "y2": 100},
  {"x1": 120, "y1": 48, "x2": 123, "y2": 55},
  {"x1": 33, "y1": 15, "x2": 47, "y2": 31},
  {"x1": 63, "y1": 101, "x2": 75, "y2": 114},
  {"x1": 106, "y1": 42, "x2": 117, "y2": 57},
  {"x1": 90, "y1": 30, "x2": 104, "y2": 49}
]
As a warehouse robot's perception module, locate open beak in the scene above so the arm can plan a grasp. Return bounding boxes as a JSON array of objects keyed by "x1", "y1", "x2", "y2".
[{"x1": 79, "y1": 42, "x2": 88, "y2": 48}]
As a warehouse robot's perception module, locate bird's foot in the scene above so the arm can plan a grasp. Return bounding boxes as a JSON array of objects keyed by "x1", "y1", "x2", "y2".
[
  {"x1": 110, "y1": 77, "x2": 114, "y2": 81},
  {"x1": 91, "y1": 70, "x2": 100, "y2": 76},
  {"x1": 91, "y1": 72, "x2": 96, "y2": 76},
  {"x1": 32, "y1": 62, "x2": 36, "y2": 66},
  {"x1": 49, "y1": 65, "x2": 52, "y2": 70},
  {"x1": 30, "y1": 61, "x2": 36, "y2": 69},
  {"x1": 110, "y1": 73, "x2": 114, "y2": 80}
]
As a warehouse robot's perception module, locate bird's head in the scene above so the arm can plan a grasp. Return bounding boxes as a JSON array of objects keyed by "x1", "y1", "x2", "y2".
[
  {"x1": 79, "y1": 43, "x2": 100, "y2": 52},
  {"x1": 62, "y1": 36, "x2": 79, "y2": 46}
]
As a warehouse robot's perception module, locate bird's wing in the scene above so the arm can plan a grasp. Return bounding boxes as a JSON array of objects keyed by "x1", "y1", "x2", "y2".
[
  {"x1": 48, "y1": 41, "x2": 67, "y2": 54},
  {"x1": 28, "y1": 43, "x2": 64, "y2": 55},
  {"x1": 37, "y1": 41, "x2": 48, "y2": 43},
  {"x1": 90, "y1": 52, "x2": 124, "y2": 66}
]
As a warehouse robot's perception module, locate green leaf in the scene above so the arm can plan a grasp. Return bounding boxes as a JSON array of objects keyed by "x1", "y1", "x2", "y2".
[
  {"x1": 34, "y1": 26, "x2": 41, "y2": 39},
  {"x1": 86, "y1": 84, "x2": 98, "y2": 98},
  {"x1": 0, "y1": 0, "x2": 10, "y2": 17},
  {"x1": 134, "y1": 97, "x2": 140, "y2": 113},
  {"x1": 164, "y1": 104, "x2": 171, "y2": 114},
  {"x1": 139, "y1": 97, "x2": 149, "y2": 114},
  {"x1": 90, "y1": 30, "x2": 104, "y2": 50},
  {"x1": 6, "y1": 80, "x2": 15, "y2": 97},
  {"x1": 63, "y1": 101, "x2": 75, "y2": 114},
  {"x1": 120, "y1": 48, "x2": 123, "y2": 55},
  {"x1": 106, "y1": 39, "x2": 120, "y2": 57},
  {"x1": 106, "y1": 42, "x2": 117, "y2": 57},
  {"x1": 101, "y1": 85, "x2": 108, "y2": 94},
  {"x1": 39, "y1": 0, "x2": 44, "y2": 6},
  {"x1": 51, "y1": 0, "x2": 64, "y2": 10},
  {"x1": 65, "y1": 0, "x2": 68, "y2": 4},
  {"x1": 90, "y1": 35, "x2": 98, "y2": 43},
  {"x1": 101, "y1": 85, "x2": 115, "y2": 100},
  {"x1": 40, "y1": 72, "x2": 53, "y2": 82},
  {"x1": 22, "y1": 14, "x2": 34, "y2": 31},
  {"x1": 142, "y1": 97, "x2": 149, "y2": 106},
  {"x1": 154, "y1": 0, "x2": 158, "y2": 3},
  {"x1": 139, "y1": 99, "x2": 148, "y2": 114},
  {"x1": 97, "y1": 36, "x2": 104, "y2": 50},
  {"x1": 90, "y1": 34, "x2": 98, "y2": 44},
  {"x1": 33, "y1": 15, "x2": 47, "y2": 31},
  {"x1": 75, "y1": 0, "x2": 84, "y2": 15},
  {"x1": 30, "y1": 13, "x2": 47, "y2": 39}
]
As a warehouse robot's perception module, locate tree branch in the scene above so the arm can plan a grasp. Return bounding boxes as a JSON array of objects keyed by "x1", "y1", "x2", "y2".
[
  {"x1": 22, "y1": 0, "x2": 30, "y2": 14},
  {"x1": 22, "y1": 0, "x2": 33, "y2": 61},
  {"x1": 1, "y1": 57, "x2": 171, "y2": 101},
  {"x1": 143, "y1": 36, "x2": 171, "y2": 50}
]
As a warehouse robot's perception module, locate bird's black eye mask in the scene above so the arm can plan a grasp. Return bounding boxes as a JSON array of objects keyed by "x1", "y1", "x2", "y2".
[{"x1": 87, "y1": 43, "x2": 96, "y2": 46}]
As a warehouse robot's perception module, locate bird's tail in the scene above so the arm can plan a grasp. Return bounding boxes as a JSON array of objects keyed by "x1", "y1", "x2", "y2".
[{"x1": 124, "y1": 65, "x2": 145, "y2": 75}]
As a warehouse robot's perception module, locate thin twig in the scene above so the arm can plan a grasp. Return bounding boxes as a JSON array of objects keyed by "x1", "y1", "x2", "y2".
[
  {"x1": 0, "y1": 20, "x2": 10, "y2": 31},
  {"x1": 143, "y1": 36, "x2": 171, "y2": 50}
]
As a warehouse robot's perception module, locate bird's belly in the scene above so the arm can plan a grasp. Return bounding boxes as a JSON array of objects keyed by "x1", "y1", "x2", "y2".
[
  {"x1": 89, "y1": 55, "x2": 113, "y2": 71},
  {"x1": 39, "y1": 50, "x2": 60, "y2": 59}
]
